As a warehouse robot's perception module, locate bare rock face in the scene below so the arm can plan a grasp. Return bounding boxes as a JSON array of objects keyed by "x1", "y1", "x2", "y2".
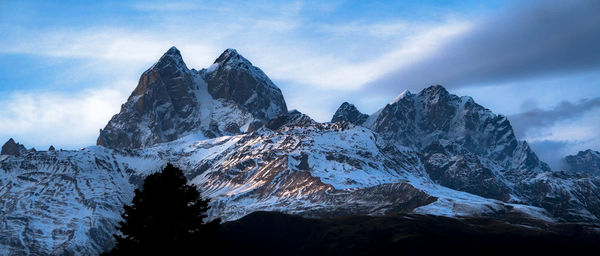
[
  {"x1": 1, "y1": 138, "x2": 27, "y2": 156},
  {"x1": 97, "y1": 47, "x2": 288, "y2": 149},
  {"x1": 364, "y1": 85, "x2": 549, "y2": 175},
  {"x1": 203, "y1": 49, "x2": 287, "y2": 121},
  {"x1": 265, "y1": 110, "x2": 315, "y2": 130},
  {"x1": 420, "y1": 142, "x2": 512, "y2": 201},
  {"x1": 564, "y1": 149, "x2": 600, "y2": 175},
  {"x1": 333, "y1": 85, "x2": 550, "y2": 203},
  {"x1": 97, "y1": 47, "x2": 196, "y2": 148},
  {"x1": 331, "y1": 102, "x2": 369, "y2": 125}
]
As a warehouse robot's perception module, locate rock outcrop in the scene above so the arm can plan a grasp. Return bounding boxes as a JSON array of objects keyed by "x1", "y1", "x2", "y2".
[
  {"x1": 331, "y1": 102, "x2": 368, "y2": 125},
  {"x1": 1, "y1": 138, "x2": 27, "y2": 156},
  {"x1": 203, "y1": 49, "x2": 287, "y2": 120}
]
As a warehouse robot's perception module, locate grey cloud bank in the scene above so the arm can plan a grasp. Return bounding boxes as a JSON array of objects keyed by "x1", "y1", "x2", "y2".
[
  {"x1": 508, "y1": 98, "x2": 600, "y2": 169},
  {"x1": 508, "y1": 97, "x2": 600, "y2": 138},
  {"x1": 367, "y1": 0, "x2": 600, "y2": 93}
]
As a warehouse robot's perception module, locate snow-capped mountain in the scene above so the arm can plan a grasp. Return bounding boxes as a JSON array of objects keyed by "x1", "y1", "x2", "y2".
[
  {"x1": 97, "y1": 47, "x2": 286, "y2": 149},
  {"x1": 1, "y1": 47, "x2": 599, "y2": 255},
  {"x1": 332, "y1": 86, "x2": 550, "y2": 201},
  {"x1": 564, "y1": 149, "x2": 600, "y2": 175}
]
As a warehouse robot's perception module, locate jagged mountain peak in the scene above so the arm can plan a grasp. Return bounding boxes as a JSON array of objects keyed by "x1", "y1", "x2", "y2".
[
  {"x1": 564, "y1": 149, "x2": 600, "y2": 175},
  {"x1": 166, "y1": 45, "x2": 180, "y2": 54},
  {"x1": 204, "y1": 48, "x2": 287, "y2": 121},
  {"x1": 214, "y1": 48, "x2": 242, "y2": 64},
  {"x1": 97, "y1": 47, "x2": 287, "y2": 149},
  {"x1": 265, "y1": 109, "x2": 316, "y2": 130},
  {"x1": 331, "y1": 102, "x2": 368, "y2": 125},
  {"x1": 1, "y1": 138, "x2": 27, "y2": 156},
  {"x1": 206, "y1": 48, "x2": 255, "y2": 73},
  {"x1": 150, "y1": 46, "x2": 187, "y2": 72},
  {"x1": 419, "y1": 85, "x2": 449, "y2": 96},
  {"x1": 5, "y1": 138, "x2": 15, "y2": 145},
  {"x1": 364, "y1": 85, "x2": 549, "y2": 178},
  {"x1": 579, "y1": 149, "x2": 600, "y2": 157}
]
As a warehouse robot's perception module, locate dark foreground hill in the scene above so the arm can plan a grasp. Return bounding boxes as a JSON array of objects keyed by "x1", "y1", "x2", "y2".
[{"x1": 220, "y1": 211, "x2": 600, "y2": 256}]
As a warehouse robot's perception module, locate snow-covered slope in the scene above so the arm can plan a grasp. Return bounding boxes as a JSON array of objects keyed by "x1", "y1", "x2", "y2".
[
  {"x1": 1, "y1": 48, "x2": 599, "y2": 255},
  {"x1": 0, "y1": 147, "x2": 160, "y2": 255},
  {"x1": 0, "y1": 117, "x2": 561, "y2": 255}
]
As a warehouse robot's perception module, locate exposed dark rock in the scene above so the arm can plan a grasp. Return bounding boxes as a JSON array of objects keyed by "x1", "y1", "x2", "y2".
[
  {"x1": 265, "y1": 110, "x2": 315, "y2": 130},
  {"x1": 48, "y1": 145, "x2": 55, "y2": 151},
  {"x1": 296, "y1": 153, "x2": 310, "y2": 170},
  {"x1": 247, "y1": 120, "x2": 264, "y2": 133},
  {"x1": 204, "y1": 49, "x2": 288, "y2": 120},
  {"x1": 331, "y1": 102, "x2": 368, "y2": 125},
  {"x1": 364, "y1": 85, "x2": 549, "y2": 176},
  {"x1": 420, "y1": 142, "x2": 512, "y2": 201},
  {"x1": 97, "y1": 47, "x2": 288, "y2": 149},
  {"x1": 97, "y1": 46, "x2": 197, "y2": 149},
  {"x1": 1, "y1": 138, "x2": 27, "y2": 156},
  {"x1": 224, "y1": 123, "x2": 241, "y2": 134},
  {"x1": 564, "y1": 149, "x2": 600, "y2": 175}
]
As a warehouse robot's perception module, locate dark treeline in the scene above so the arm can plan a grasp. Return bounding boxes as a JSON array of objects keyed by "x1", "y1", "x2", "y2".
[{"x1": 221, "y1": 211, "x2": 600, "y2": 256}]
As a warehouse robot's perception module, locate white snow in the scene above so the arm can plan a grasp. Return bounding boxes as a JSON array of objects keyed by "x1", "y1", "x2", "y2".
[{"x1": 206, "y1": 63, "x2": 219, "y2": 73}]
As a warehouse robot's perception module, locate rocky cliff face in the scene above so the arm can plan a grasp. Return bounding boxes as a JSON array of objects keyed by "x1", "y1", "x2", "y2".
[
  {"x1": 97, "y1": 47, "x2": 287, "y2": 149},
  {"x1": 331, "y1": 102, "x2": 368, "y2": 125},
  {"x1": 332, "y1": 86, "x2": 600, "y2": 221},
  {"x1": 363, "y1": 85, "x2": 549, "y2": 174},
  {"x1": 564, "y1": 149, "x2": 600, "y2": 175},
  {"x1": 203, "y1": 49, "x2": 287, "y2": 121},
  {"x1": 1, "y1": 138, "x2": 27, "y2": 156},
  {"x1": 332, "y1": 86, "x2": 550, "y2": 201}
]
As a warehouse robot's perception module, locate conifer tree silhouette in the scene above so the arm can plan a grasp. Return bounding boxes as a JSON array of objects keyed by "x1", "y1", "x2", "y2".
[{"x1": 104, "y1": 163, "x2": 220, "y2": 255}]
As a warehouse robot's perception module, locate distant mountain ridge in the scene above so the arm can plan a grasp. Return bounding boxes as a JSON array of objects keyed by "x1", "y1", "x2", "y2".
[
  {"x1": 564, "y1": 149, "x2": 600, "y2": 175},
  {"x1": 1, "y1": 47, "x2": 599, "y2": 255}
]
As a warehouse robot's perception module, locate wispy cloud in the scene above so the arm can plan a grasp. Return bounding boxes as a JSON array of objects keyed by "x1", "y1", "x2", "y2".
[
  {"x1": 0, "y1": 17, "x2": 472, "y2": 91},
  {"x1": 0, "y1": 28, "x2": 219, "y2": 67},
  {"x1": 509, "y1": 98, "x2": 600, "y2": 139},
  {"x1": 1, "y1": 0, "x2": 598, "y2": 152},
  {"x1": 249, "y1": 20, "x2": 472, "y2": 90},
  {"x1": 0, "y1": 83, "x2": 132, "y2": 149}
]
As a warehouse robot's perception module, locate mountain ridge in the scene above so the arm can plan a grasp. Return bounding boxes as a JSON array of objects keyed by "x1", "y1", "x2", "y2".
[
  {"x1": 1, "y1": 47, "x2": 599, "y2": 255},
  {"x1": 564, "y1": 149, "x2": 600, "y2": 175},
  {"x1": 96, "y1": 47, "x2": 287, "y2": 149}
]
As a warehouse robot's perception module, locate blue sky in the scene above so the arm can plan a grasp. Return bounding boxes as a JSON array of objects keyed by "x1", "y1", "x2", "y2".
[{"x1": 0, "y1": 0, "x2": 598, "y2": 169}]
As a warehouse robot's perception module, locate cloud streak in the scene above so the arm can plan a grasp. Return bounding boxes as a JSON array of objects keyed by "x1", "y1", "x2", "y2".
[
  {"x1": 368, "y1": 0, "x2": 600, "y2": 93},
  {"x1": 1, "y1": 0, "x2": 598, "y2": 152},
  {"x1": 508, "y1": 99, "x2": 600, "y2": 170},
  {"x1": 509, "y1": 98, "x2": 600, "y2": 138}
]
